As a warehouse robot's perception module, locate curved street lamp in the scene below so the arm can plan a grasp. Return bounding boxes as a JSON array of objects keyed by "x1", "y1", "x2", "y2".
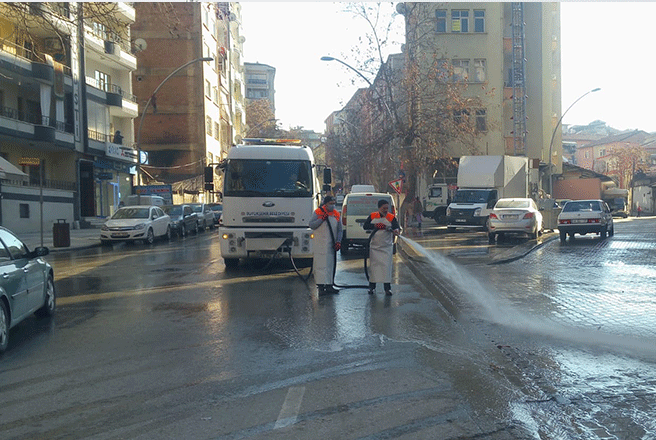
[
  {"x1": 547, "y1": 87, "x2": 601, "y2": 196},
  {"x1": 320, "y1": 55, "x2": 393, "y2": 120},
  {"x1": 135, "y1": 57, "x2": 214, "y2": 198}
]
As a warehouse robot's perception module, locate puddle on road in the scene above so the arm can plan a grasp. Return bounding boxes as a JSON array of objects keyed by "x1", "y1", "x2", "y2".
[{"x1": 400, "y1": 236, "x2": 656, "y2": 439}]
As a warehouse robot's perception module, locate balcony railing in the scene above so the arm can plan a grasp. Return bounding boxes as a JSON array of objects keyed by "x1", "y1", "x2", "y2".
[
  {"x1": 86, "y1": 77, "x2": 137, "y2": 102},
  {"x1": 86, "y1": 23, "x2": 132, "y2": 54},
  {"x1": 1, "y1": 38, "x2": 73, "y2": 76},
  {"x1": 0, "y1": 177, "x2": 76, "y2": 191},
  {"x1": 1, "y1": 106, "x2": 73, "y2": 133},
  {"x1": 88, "y1": 128, "x2": 110, "y2": 143}
]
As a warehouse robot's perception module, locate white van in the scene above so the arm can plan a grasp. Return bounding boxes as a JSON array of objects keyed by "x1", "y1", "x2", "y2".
[
  {"x1": 125, "y1": 195, "x2": 165, "y2": 207},
  {"x1": 350, "y1": 184, "x2": 376, "y2": 194},
  {"x1": 340, "y1": 192, "x2": 395, "y2": 255}
]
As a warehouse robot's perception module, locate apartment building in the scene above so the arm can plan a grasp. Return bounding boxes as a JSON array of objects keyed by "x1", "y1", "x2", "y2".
[
  {"x1": 132, "y1": 2, "x2": 245, "y2": 203},
  {"x1": 0, "y1": 3, "x2": 138, "y2": 232},
  {"x1": 244, "y1": 62, "x2": 276, "y2": 112},
  {"x1": 403, "y1": 2, "x2": 561, "y2": 173}
]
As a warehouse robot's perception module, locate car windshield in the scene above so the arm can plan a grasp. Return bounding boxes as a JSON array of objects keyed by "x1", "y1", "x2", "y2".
[
  {"x1": 453, "y1": 190, "x2": 492, "y2": 203},
  {"x1": 563, "y1": 201, "x2": 601, "y2": 212},
  {"x1": 162, "y1": 206, "x2": 182, "y2": 216},
  {"x1": 190, "y1": 205, "x2": 202, "y2": 213},
  {"x1": 209, "y1": 205, "x2": 222, "y2": 212},
  {"x1": 495, "y1": 200, "x2": 530, "y2": 209},
  {"x1": 111, "y1": 208, "x2": 149, "y2": 219},
  {"x1": 346, "y1": 197, "x2": 392, "y2": 216},
  {"x1": 224, "y1": 159, "x2": 313, "y2": 197}
]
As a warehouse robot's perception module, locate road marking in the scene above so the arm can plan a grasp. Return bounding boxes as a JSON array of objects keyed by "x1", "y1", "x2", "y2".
[
  {"x1": 56, "y1": 271, "x2": 298, "y2": 306},
  {"x1": 274, "y1": 386, "x2": 305, "y2": 429}
]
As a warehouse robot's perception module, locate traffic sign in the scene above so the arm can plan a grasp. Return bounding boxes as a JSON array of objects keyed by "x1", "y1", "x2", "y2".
[{"x1": 389, "y1": 178, "x2": 403, "y2": 194}]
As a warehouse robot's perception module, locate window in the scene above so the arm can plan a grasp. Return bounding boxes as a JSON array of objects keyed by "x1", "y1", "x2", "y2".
[
  {"x1": 213, "y1": 86, "x2": 218, "y2": 104},
  {"x1": 19, "y1": 204, "x2": 30, "y2": 219},
  {"x1": 436, "y1": 10, "x2": 447, "y2": 32},
  {"x1": 599, "y1": 148, "x2": 606, "y2": 157},
  {"x1": 205, "y1": 80, "x2": 211, "y2": 97},
  {"x1": 451, "y1": 10, "x2": 469, "y2": 33},
  {"x1": 0, "y1": 229, "x2": 28, "y2": 259},
  {"x1": 453, "y1": 109, "x2": 469, "y2": 125},
  {"x1": 203, "y1": 43, "x2": 210, "y2": 60},
  {"x1": 476, "y1": 109, "x2": 487, "y2": 132},
  {"x1": 95, "y1": 70, "x2": 110, "y2": 92},
  {"x1": 584, "y1": 151, "x2": 590, "y2": 159},
  {"x1": 474, "y1": 10, "x2": 485, "y2": 33},
  {"x1": 474, "y1": 59, "x2": 486, "y2": 82},
  {"x1": 206, "y1": 116, "x2": 212, "y2": 136},
  {"x1": 452, "y1": 59, "x2": 469, "y2": 81},
  {"x1": 214, "y1": 122, "x2": 220, "y2": 140}
]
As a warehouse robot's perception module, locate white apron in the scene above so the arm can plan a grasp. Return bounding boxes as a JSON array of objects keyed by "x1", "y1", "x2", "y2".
[
  {"x1": 313, "y1": 215, "x2": 338, "y2": 284},
  {"x1": 369, "y1": 216, "x2": 394, "y2": 283}
]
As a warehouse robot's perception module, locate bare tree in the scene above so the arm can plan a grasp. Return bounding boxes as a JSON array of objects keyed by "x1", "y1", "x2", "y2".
[
  {"x1": 245, "y1": 99, "x2": 277, "y2": 137},
  {"x1": 329, "y1": 3, "x2": 490, "y2": 214}
]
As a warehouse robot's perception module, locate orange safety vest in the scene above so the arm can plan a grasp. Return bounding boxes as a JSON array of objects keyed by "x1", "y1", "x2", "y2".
[
  {"x1": 315, "y1": 207, "x2": 340, "y2": 220},
  {"x1": 370, "y1": 211, "x2": 395, "y2": 222}
]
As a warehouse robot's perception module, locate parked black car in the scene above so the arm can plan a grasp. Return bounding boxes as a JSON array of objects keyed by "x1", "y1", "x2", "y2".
[{"x1": 162, "y1": 204, "x2": 199, "y2": 237}]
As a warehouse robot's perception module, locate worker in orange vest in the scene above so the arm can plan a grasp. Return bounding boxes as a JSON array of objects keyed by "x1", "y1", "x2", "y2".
[
  {"x1": 309, "y1": 196, "x2": 342, "y2": 295},
  {"x1": 363, "y1": 199, "x2": 400, "y2": 295}
]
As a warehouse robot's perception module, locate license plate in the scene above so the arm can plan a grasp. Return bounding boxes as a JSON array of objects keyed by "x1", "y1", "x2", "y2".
[
  {"x1": 503, "y1": 214, "x2": 519, "y2": 220},
  {"x1": 112, "y1": 232, "x2": 129, "y2": 238},
  {"x1": 455, "y1": 219, "x2": 467, "y2": 223},
  {"x1": 572, "y1": 219, "x2": 587, "y2": 224}
]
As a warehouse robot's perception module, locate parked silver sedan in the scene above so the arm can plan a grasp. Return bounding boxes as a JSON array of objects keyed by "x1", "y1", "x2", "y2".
[
  {"x1": 488, "y1": 198, "x2": 543, "y2": 241},
  {"x1": 0, "y1": 227, "x2": 55, "y2": 353},
  {"x1": 557, "y1": 199, "x2": 614, "y2": 243}
]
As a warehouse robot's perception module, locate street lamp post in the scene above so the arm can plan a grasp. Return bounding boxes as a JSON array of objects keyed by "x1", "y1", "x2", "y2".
[
  {"x1": 320, "y1": 56, "x2": 393, "y2": 120},
  {"x1": 135, "y1": 57, "x2": 213, "y2": 201},
  {"x1": 547, "y1": 87, "x2": 600, "y2": 196}
]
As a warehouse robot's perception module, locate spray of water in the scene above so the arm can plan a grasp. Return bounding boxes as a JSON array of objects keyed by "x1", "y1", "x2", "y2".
[{"x1": 398, "y1": 235, "x2": 656, "y2": 357}]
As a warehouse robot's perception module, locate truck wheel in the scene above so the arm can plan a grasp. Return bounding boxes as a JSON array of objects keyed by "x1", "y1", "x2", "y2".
[{"x1": 224, "y1": 258, "x2": 239, "y2": 269}]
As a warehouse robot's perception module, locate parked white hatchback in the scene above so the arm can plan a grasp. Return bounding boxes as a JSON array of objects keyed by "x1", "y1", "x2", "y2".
[
  {"x1": 488, "y1": 197, "x2": 543, "y2": 241},
  {"x1": 101, "y1": 205, "x2": 171, "y2": 245}
]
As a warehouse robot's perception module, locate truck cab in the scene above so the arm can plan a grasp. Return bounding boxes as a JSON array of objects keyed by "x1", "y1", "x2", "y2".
[
  {"x1": 218, "y1": 139, "x2": 322, "y2": 268},
  {"x1": 446, "y1": 188, "x2": 498, "y2": 230},
  {"x1": 422, "y1": 183, "x2": 450, "y2": 223}
]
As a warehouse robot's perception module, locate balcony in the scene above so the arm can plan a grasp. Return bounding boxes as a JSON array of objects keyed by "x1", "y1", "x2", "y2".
[
  {"x1": 85, "y1": 77, "x2": 139, "y2": 118},
  {"x1": 0, "y1": 106, "x2": 74, "y2": 148},
  {"x1": 84, "y1": 24, "x2": 137, "y2": 71}
]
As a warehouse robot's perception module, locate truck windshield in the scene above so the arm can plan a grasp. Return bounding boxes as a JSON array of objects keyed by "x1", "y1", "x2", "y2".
[
  {"x1": 453, "y1": 189, "x2": 491, "y2": 203},
  {"x1": 224, "y1": 159, "x2": 313, "y2": 197}
]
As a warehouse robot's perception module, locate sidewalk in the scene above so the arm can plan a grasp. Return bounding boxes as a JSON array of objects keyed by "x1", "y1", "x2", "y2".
[{"x1": 20, "y1": 227, "x2": 102, "y2": 253}]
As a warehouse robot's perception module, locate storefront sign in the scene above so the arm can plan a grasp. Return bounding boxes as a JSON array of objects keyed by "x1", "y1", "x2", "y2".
[
  {"x1": 97, "y1": 172, "x2": 113, "y2": 180},
  {"x1": 106, "y1": 144, "x2": 138, "y2": 163}
]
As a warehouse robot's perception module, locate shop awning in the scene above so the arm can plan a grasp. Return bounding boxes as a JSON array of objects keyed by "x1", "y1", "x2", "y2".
[{"x1": 0, "y1": 157, "x2": 29, "y2": 181}]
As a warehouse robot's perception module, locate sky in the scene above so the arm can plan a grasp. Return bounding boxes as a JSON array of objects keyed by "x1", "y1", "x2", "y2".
[{"x1": 240, "y1": 2, "x2": 656, "y2": 134}]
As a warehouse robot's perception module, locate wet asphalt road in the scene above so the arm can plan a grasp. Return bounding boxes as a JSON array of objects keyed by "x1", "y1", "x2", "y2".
[
  {"x1": 0, "y1": 231, "x2": 524, "y2": 439},
  {"x1": 406, "y1": 217, "x2": 656, "y2": 439},
  {"x1": 2, "y1": 219, "x2": 656, "y2": 439}
]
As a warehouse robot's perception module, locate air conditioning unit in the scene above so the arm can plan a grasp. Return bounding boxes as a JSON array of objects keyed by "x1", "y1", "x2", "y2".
[{"x1": 45, "y1": 38, "x2": 63, "y2": 51}]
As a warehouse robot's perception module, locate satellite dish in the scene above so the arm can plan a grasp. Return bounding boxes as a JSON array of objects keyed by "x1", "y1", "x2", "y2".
[{"x1": 134, "y1": 38, "x2": 147, "y2": 52}]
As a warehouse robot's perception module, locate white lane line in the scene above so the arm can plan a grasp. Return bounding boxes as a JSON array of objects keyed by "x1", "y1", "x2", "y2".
[{"x1": 274, "y1": 386, "x2": 305, "y2": 429}]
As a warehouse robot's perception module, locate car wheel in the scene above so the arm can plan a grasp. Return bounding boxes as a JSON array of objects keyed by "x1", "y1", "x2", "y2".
[
  {"x1": 35, "y1": 275, "x2": 56, "y2": 318},
  {"x1": 224, "y1": 258, "x2": 239, "y2": 269},
  {"x1": 165, "y1": 226, "x2": 172, "y2": 241},
  {"x1": 447, "y1": 227, "x2": 456, "y2": 232},
  {"x1": 609, "y1": 225, "x2": 615, "y2": 237},
  {"x1": 488, "y1": 232, "x2": 496, "y2": 243},
  {"x1": 202, "y1": 221, "x2": 207, "y2": 232},
  {"x1": 194, "y1": 223, "x2": 199, "y2": 235},
  {"x1": 530, "y1": 227, "x2": 538, "y2": 240},
  {"x1": 101, "y1": 239, "x2": 112, "y2": 247},
  {"x1": 600, "y1": 226, "x2": 607, "y2": 239},
  {"x1": 560, "y1": 230, "x2": 567, "y2": 243},
  {"x1": 145, "y1": 228, "x2": 155, "y2": 245},
  {"x1": 180, "y1": 224, "x2": 186, "y2": 237},
  {"x1": 0, "y1": 300, "x2": 9, "y2": 353}
]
